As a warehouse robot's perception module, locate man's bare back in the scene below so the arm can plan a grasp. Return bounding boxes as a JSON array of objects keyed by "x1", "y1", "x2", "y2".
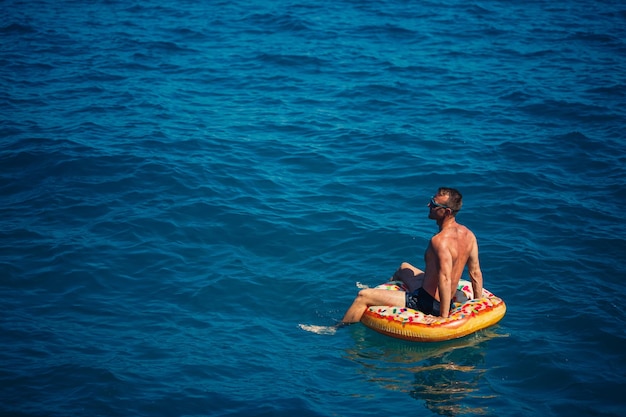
[{"x1": 421, "y1": 222, "x2": 483, "y2": 317}]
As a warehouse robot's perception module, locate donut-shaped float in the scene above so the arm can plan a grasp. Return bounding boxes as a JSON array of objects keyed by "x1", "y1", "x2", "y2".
[{"x1": 360, "y1": 280, "x2": 506, "y2": 342}]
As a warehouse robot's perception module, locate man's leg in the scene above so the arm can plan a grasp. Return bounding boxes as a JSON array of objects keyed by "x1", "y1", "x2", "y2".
[
  {"x1": 340, "y1": 288, "x2": 406, "y2": 324},
  {"x1": 392, "y1": 262, "x2": 425, "y2": 293}
]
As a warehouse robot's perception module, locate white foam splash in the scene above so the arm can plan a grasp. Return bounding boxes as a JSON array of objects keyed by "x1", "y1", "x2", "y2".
[{"x1": 298, "y1": 324, "x2": 337, "y2": 335}]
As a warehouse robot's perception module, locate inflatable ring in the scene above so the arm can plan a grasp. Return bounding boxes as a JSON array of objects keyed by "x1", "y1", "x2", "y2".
[{"x1": 360, "y1": 280, "x2": 506, "y2": 342}]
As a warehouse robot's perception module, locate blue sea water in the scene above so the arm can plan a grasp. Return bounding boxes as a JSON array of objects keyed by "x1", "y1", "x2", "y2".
[{"x1": 2, "y1": 0, "x2": 626, "y2": 416}]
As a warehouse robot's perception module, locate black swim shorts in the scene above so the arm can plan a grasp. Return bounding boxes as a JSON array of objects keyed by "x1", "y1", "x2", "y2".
[{"x1": 405, "y1": 287, "x2": 451, "y2": 316}]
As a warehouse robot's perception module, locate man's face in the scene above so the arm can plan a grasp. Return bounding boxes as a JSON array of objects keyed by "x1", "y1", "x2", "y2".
[{"x1": 427, "y1": 194, "x2": 450, "y2": 219}]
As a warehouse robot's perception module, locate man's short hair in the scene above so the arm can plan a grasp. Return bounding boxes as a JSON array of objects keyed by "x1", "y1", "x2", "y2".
[{"x1": 437, "y1": 187, "x2": 463, "y2": 214}]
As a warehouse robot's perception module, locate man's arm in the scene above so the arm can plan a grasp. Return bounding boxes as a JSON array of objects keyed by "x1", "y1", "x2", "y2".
[
  {"x1": 433, "y1": 239, "x2": 453, "y2": 318},
  {"x1": 467, "y1": 237, "x2": 483, "y2": 299}
]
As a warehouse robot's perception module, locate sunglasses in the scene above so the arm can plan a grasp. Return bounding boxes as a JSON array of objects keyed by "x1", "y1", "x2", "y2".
[{"x1": 428, "y1": 197, "x2": 451, "y2": 210}]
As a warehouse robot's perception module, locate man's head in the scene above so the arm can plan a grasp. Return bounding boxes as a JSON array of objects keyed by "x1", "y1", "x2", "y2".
[{"x1": 428, "y1": 187, "x2": 462, "y2": 218}]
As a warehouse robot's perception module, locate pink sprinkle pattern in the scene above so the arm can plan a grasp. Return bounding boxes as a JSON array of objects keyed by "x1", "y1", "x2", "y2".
[{"x1": 368, "y1": 280, "x2": 503, "y2": 326}]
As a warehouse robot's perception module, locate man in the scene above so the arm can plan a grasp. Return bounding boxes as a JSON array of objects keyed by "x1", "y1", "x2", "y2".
[{"x1": 340, "y1": 187, "x2": 484, "y2": 323}]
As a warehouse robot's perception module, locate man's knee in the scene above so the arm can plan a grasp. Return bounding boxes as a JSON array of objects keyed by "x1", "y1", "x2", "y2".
[
  {"x1": 356, "y1": 288, "x2": 377, "y2": 304},
  {"x1": 394, "y1": 266, "x2": 415, "y2": 282},
  {"x1": 357, "y1": 288, "x2": 371, "y2": 298},
  {"x1": 399, "y1": 262, "x2": 412, "y2": 270}
]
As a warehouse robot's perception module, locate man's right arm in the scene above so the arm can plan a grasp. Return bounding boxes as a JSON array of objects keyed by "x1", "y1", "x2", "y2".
[{"x1": 467, "y1": 238, "x2": 483, "y2": 299}]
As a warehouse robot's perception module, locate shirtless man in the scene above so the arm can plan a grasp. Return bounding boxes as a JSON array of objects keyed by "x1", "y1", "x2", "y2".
[{"x1": 340, "y1": 187, "x2": 483, "y2": 323}]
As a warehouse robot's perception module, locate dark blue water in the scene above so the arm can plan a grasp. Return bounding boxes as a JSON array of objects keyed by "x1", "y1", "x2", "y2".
[{"x1": 2, "y1": 1, "x2": 625, "y2": 416}]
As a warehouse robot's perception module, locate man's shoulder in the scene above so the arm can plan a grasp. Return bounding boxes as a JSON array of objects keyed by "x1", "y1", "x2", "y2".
[
  {"x1": 458, "y1": 224, "x2": 478, "y2": 244},
  {"x1": 435, "y1": 223, "x2": 477, "y2": 245},
  {"x1": 454, "y1": 222, "x2": 476, "y2": 236}
]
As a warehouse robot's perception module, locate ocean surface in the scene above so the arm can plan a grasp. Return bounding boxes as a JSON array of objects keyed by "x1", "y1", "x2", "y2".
[{"x1": 2, "y1": 0, "x2": 625, "y2": 416}]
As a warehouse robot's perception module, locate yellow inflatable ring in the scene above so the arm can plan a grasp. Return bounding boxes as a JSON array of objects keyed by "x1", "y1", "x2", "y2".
[{"x1": 360, "y1": 280, "x2": 506, "y2": 342}]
